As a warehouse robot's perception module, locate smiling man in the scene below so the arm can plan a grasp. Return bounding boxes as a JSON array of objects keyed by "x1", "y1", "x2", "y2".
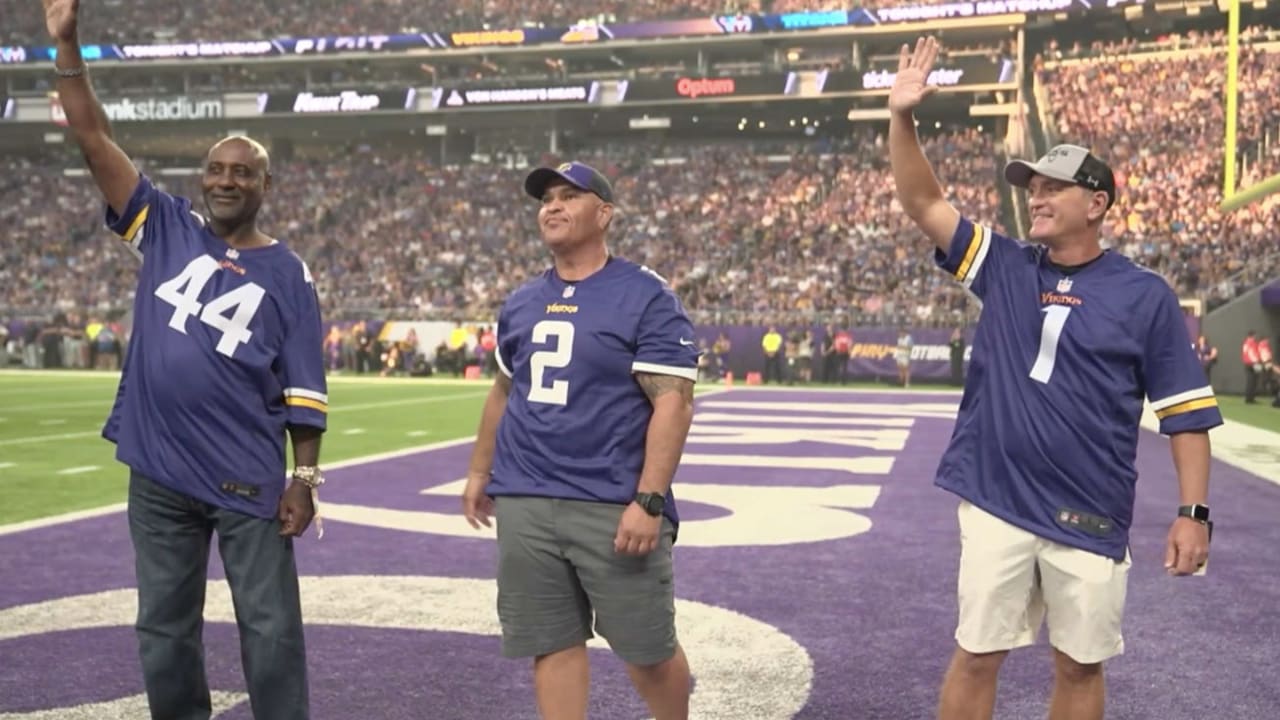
[
  {"x1": 461, "y1": 161, "x2": 700, "y2": 720},
  {"x1": 43, "y1": 1, "x2": 327, "y2": 718},
  {"x1": 887, "y1": 37, "x2": 1223, "y2": 720}
]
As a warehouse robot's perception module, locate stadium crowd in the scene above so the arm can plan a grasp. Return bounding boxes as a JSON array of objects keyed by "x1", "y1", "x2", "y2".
[
  {"x1": 0, "y1": 127, "x2": 1002, "y2": 330},
  {"x1": 0, "y1": 0, "x2": 967, "y2": 45},
  {"x1": 2, "y1": 28, "x2": 1277, "y2": 386},
  {"x1": 1037, "y1": 35, "x2": 1279, "y2": 306}
]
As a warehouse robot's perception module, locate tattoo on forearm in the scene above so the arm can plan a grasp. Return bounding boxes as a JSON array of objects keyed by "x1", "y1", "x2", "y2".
[{"x1": 636, "y1": 373, "x2": 694, "y2": 403}]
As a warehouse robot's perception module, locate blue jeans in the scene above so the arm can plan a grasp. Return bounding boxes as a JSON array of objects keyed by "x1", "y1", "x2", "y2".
[{"x1": 127, "y1": 471, "x2": 309, "y2": 720}]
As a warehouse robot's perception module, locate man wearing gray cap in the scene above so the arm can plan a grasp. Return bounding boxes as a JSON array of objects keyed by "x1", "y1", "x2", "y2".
[
  {"x1": 888, "y1": 37, "x2": 1222, "y2": 720},
  {"x1": 460, "y1": 161, "x2": 699, "y2": 719}
]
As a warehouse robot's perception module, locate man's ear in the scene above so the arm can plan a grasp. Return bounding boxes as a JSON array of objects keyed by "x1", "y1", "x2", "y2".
[
  {"x1": 598, "y1": 202, "x2": 614, "y2": 231},
  {"x1": 262, "y1": 171, "x2": 272, "y2": 195},
  {"x1": 1088, "y1": 191, "x2": 1109, "y2": 223}
]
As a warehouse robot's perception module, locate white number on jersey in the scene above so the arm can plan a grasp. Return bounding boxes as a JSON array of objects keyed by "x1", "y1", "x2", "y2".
[
  {"x1": 528, "y1": 320, "x2": 575, "y2": 406},
  {"x1": 1030, "y1": 305, "x2": 1072, "y2": 384},
  {"x1": 154, "y1": 255, "x2": 266, "y2": 358}
]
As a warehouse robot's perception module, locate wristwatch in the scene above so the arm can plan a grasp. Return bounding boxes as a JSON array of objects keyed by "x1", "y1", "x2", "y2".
[
  {"x1": 292, "y1": 465, "x2": 325, "y2": 488},
  {"x1": 1177, "y1": 504, "x2": 1209, "y2": 522},
  {"x1": 634, "y1": 492, "x2": 665, "y2": 517},
  {"x1": 291, "y1": 466, "x2": 325, "y2": 539}
]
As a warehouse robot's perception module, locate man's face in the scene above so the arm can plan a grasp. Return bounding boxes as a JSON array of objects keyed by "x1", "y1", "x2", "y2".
[
  {"x1": 537, "y1": 180, "x2": 611, "y2": 250},
  {"x1": 1026, "y1": 174, "x2": 1108, "y2": 242},
  {"x1": 201, "y1": 139, "x2": 270, "y2": 226}
]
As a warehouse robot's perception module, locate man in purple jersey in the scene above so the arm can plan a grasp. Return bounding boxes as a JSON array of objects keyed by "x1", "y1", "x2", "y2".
[
  {"x1": 43, "y1": 2, "x2": 327, "y2": 719},
  {"x1": 461, "y1": 161, "x2": 699, "y2": 720},
  {"x1": 889, "y1": 38, "x2": 1221, "y2": 720}
]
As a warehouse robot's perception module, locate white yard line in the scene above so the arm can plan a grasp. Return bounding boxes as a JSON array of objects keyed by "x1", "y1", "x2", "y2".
[
  {"x1": 0, "y1": 430, "x2": 102, "y2": 447},
  {"x1": 56, "y1": 466, "x2": 101, "y2": 476},
  {"x1": 0, "y1": 437, "x2": 476, "y2": 536}
]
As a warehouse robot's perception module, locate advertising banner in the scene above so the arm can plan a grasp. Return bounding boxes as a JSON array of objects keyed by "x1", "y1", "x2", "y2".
[
  {"x1": 821, "y1": 57, "x2": 1016, "y2": 92},
  {"x1": 431, "y1": 83, "x2": 600, "y2": 108},
  {"x1": 49, "y1": 94, "x2": 223, "y2": 124},
  {"x1": 618, "y1": 74, "x2": 796, "y2": 102},
  {"x1": 260, "y1": 89, "x2": 416, "y2": 114},
  {"x1": 0, "y1": 2, "x2": 1148, "y2": 64}
]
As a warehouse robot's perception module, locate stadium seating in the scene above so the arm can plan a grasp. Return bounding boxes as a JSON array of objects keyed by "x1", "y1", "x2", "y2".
[
  {"x1": 1, "y1": 0, "x2": 970, "y2": 46},
  {"x1": 0, "y1": 128, "x2": 1003, "y2": 329},
  {"x1": 3, "y1": 28, "x2": 1278, "y2": 349},
  {"x1": 1037, "y1": 31, "x2": 1279, "y2": 310}
]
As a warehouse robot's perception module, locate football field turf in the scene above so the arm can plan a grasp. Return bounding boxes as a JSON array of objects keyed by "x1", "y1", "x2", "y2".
[
  {"x1": 1, "y1": 371, "x2": 1277, "y2": 525},
  {"x1": 0, "y1": 372, "x2": 488, "y2": 525},
  {"x1": 2, "y1": 377, "x2": 1279, "y2": 718}
]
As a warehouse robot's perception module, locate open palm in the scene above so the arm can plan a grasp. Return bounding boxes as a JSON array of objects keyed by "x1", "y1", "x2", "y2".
[
  {"x1": 42, "y1": 0, "x2": 79, "y2": 42},
  {"x1": 888, "y1": 37, "x2": 940, "y2": 114}
]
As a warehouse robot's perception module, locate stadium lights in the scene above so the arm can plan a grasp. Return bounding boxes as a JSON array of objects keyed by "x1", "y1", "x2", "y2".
[{"x1": 759, "y1": 121, "x2": 766, "y2": 128}]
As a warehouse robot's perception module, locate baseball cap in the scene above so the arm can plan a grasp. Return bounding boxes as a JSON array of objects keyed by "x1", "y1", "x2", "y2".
[
  {"x1": 524, "y1": 161, "x2": 615, "y2": 204},
  {"x1": 1004, "y1": 144, "x2": 1116, "y2": 209}
]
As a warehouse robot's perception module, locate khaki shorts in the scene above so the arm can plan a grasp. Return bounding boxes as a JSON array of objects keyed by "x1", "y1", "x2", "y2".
[
  {"x1": 955, "y1": 501, "x2": 1131, "y2": 664},
  {"x1": 494, "y1": 496, "x2": 677, "y2": 666}
]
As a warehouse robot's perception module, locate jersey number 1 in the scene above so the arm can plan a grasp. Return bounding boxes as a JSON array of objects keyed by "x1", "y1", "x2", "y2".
[
  {"x1": 155, "y1": 255, "x2": 265, "y2": 358},
  {"x1": 1030, "y1": 305, "x2": 1071, "y2": 384},
  {"x1": 528, "y1": 320, "x2": 575, "y2": 406}
]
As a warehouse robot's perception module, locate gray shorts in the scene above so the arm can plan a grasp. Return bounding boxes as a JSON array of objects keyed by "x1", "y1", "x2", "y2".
[{"x1": 494, "y1": 496, "x2": 677, "y2": 666}]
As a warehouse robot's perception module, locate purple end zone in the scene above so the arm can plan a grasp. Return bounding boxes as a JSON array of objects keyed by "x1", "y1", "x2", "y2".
[{"x1": 2, "y1": 388, "x2": 1278, "y2": 719}]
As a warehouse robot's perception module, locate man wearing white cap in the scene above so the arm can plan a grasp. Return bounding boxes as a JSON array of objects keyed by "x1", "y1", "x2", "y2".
[{"x1": 887, "y1": 37, "x2": 1223, "y2": 720}]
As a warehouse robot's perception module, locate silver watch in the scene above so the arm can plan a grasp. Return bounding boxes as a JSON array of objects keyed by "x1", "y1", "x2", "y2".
[{"x1": 291, "y1": 465, "x2": 325, "y2": 488}]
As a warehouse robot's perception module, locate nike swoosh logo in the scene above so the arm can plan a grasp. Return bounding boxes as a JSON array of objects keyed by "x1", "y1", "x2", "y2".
[{"x1": 679, "y1": 339, "x2": 695, "y2": 346}]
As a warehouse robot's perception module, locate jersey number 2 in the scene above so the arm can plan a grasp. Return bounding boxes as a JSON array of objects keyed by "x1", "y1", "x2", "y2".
[
  {"x1": 155, "y1": 255, "x2": 265, "y2": 358},
  {"x1": 528, "y1": 320, "x2": 575, "y2": 406},
  {"x1": 1030, "y1": 305, "x2": 1071, "y2": 384}
]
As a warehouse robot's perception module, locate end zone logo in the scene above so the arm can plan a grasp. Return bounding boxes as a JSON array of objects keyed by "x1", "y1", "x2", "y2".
[{"x1": 676, "y1": 77, "x2": 736, "y2": 99}]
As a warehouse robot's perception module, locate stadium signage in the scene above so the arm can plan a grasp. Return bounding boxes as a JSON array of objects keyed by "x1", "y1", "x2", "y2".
[
  {"x1": 261, "y1": 89, "x2": 415, "y2": 114},
  {"x1": 432, "y1": 83, "x2": 597, "y2": 108},
  {"x1": 620, "y1": 74, "x2": 795, "y2": 102},
  {"x1": 118, "y1": 41, "x2": 274, "y2": 59},
  {"x1": 50, "y1": 94, "x2": 224, "y2": 123},
  {"x1": 450, "y1": 30, "x2": 526, "y2": 47},
  {"x1": 1, "y1": 2, "x2": 1149, "y2": 63},
  {"x1": 821, "y1": 57, "x2": 1015, "y2": 92},
  {"x1": 290, "y1": 35, "x2": 395, "y2": 54}
]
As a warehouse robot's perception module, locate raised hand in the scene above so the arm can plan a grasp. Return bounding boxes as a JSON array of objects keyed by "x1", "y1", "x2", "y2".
[
  {"x1": 888, "y1": 36, "x2": 941, "y2": 114},
  {"x1": 42, "y1": 0, "x2": 80, "y2": 43}
]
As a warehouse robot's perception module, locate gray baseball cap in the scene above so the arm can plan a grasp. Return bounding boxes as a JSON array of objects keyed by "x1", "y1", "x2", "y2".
[{"x1": 1004, "y1": 144, "x2": 1116, "y2": 209}]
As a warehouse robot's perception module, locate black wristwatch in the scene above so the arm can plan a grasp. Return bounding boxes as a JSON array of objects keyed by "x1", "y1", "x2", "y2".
[
  {"x1": 1178, "y1": 504, "x2": 1210, "y2": 522},
  {"x1": 634, "y1": 492, "x2": 665, "y2": 517}
]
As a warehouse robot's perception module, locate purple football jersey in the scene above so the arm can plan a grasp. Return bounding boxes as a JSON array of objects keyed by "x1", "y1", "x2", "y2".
[
  {"x1": 489, "y1": 257, "x2": 699, "y2": 527},
  {"x1": 934, "y1": 217, "x2": 1221, "y2": 560},
  {"x1": 102, "y1": 175, "x2": 327, "y2": 518}
]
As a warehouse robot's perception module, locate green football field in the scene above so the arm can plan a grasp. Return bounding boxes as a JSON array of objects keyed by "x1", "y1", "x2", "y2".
[
  {"x1": 0, "y1": 373, "x2": 488, "y2": 525},
  {"x1": 1, "y1": 371, "x2": 1276, "y2": 525}
]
